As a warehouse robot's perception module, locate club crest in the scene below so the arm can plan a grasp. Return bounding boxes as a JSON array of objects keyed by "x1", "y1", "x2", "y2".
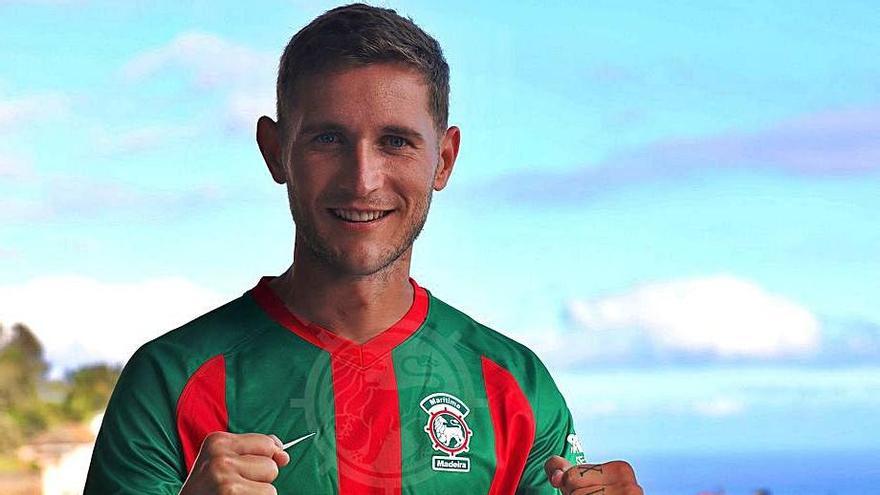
[{"x1": 420, "y1": 392, "x2": 472, "y2": 472}]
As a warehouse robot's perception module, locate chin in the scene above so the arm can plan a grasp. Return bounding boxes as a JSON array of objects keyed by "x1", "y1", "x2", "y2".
[
  {"x1": 320, "y1": 245, "x2": 406, "y2": 278},
  {"x1": 296, "y1": 222, "x2": 416, "y2": 277},
  {"x1": 346, "y1": 252, "x2": 404, "y2": 277}
]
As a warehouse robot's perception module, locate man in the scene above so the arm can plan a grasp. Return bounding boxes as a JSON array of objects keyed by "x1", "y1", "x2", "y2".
[{"x1": 85, "y1": 4, "x2": 641, "y2": 494}]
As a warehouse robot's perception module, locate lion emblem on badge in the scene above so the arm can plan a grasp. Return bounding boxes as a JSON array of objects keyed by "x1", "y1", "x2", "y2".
[
  {"x1": 427, "y1": 410, "x2": 470, "y2": 453},
  {"x1": 420, "y1": 393, "x2": 473, "y2": 472}
]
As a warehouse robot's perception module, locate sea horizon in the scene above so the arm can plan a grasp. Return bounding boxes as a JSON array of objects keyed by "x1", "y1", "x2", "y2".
[{"x1": 627, "y1": 448, "x2": 880, "y2": 495}]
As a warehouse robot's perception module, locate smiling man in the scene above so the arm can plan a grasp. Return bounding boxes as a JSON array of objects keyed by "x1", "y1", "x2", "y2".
[{"x1": 85, "y1": 4, "x2": 640, "y2": 494}]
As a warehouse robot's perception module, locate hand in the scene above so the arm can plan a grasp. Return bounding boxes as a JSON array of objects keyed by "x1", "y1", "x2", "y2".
[
  {"x1": 179, "y1": 432, "x2": 290, "y2": 495},
  {"x1": 544, "y1": 455, "x2": 642, "y2": 495}
]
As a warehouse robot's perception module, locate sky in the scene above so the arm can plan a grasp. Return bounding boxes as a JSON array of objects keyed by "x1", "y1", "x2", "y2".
[{"x1": 2, "y1": 0, "x2": 879, "y2": 475}]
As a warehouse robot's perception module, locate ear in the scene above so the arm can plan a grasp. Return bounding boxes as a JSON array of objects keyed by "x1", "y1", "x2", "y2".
[
  {"x1": 433, "y1": 125, "x2": 460, "y2": 191},
  {"x1": 257, "y1": 115, "x2": 287, "y2": 185}
]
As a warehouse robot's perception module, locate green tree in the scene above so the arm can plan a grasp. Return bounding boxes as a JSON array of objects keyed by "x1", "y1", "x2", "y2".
[
  {"x1": 62, "y1": 363, "x2": 121, "y2": 421},
  {"x1": 0, "y1": 323, "x2": 47, "y2": 411},
  {"x1": 0, "y1": 322, "x2": 53, "y2": 453},
  {"x1": 0, "y1": 321, "x2": 121, "y2": 458}
]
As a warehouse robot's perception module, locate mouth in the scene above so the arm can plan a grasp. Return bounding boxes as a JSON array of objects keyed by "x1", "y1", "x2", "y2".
[{"x1": 329, "y1": 208, "x2": 394, "y2": 223}]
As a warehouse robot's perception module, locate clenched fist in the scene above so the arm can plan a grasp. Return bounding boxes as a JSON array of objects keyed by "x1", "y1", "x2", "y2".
[
  {"x1": 545, "y1": 455, "x2": 643, "y2": 495},
  {"x1": 179, "y1": 432, "x2": 290, "y2": 495}
]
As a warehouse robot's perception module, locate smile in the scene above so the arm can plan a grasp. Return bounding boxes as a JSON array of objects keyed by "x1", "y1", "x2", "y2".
[{"x1": 330, "y1": 208, "x2": 393, "y2": 223}]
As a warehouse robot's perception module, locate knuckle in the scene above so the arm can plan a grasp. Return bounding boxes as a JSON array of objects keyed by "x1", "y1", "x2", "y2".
[
  {"x1": 211, "y1": 473, "x2": 231, "y2": 489},
  {"x1": 262, "y1": 436, "x2": 277, "y2": 452},
  {"x1": 204, "y1": 431, "x2": 230, "y2": 453},
  {"x1": 258, "y1": 458, "x2": 279, "y2": 481},
  {"x1": 209, "y1": 470, "x2": 229, "y2": 487},
  {"x1": 205, "y1": 430, "x2": 228, "y2": 443},
  {"x1": 210, "y1": 454, "x2": 236, "y2": 475},
  {"x1": 561, "y1": 466, "x2": 581, "y2": 486},
  {"x1": 220, "y1": 485, "x2": 239, "y2": 495},
  {"x1": 624, "y1": 485, "x2": 644, "y2": 495},
  {"x1": 606, "y1": 460, "x2": 636, "y2": 480}
]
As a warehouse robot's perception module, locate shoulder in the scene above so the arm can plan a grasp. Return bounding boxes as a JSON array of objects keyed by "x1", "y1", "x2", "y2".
[
  {"x1": 87, "y1": 289, "x2": 268, "y2": 492},
  {"x1": 425, "y1": 290, "x2": 573, "y2": 445},
  {"x1": 426, "y1": 291, "x2": 558, "y2": 393},
  {"x1": 124, "y1": 289, "x2": 273, "y2": 387}
]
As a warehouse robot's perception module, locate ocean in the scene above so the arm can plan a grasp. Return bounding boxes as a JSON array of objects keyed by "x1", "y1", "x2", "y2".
[{"x1": 628, "y1": 450, "x2": 880, "y2": 495}]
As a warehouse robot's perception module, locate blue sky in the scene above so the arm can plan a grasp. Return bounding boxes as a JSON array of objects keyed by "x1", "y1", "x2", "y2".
[{"x1": 2, "y1": 0, "x2": 879, "y2": 470}]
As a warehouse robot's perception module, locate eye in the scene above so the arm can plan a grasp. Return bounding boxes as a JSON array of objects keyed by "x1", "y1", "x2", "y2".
[
  {"x1": 314, "y1": 133, "x2": 340, "y2": 144},
  {"x1": 384, "y1": 135, "x2": 408, "y2": 148}
]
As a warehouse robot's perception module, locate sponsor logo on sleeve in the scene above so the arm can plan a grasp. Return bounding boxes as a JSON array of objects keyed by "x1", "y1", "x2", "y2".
[
  {"x1": 420, "y1": 392, "x2": 473, "y2": 473},
  {"x1": 567, "y1": 433, "x2": 586, "y2": 464}
]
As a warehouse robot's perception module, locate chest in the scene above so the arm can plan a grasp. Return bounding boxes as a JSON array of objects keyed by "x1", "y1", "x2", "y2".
[{"x1": 224, "y1": 342, "x2": 501, "y2": 494}]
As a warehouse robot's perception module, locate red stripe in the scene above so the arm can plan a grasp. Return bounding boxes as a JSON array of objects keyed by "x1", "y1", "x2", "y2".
[
  {"x1": 176, "y1": 354, "x2": 228, "y2": 472},
  {"x1": 250, "y1": 276, "x2": 423, "y2": 492},
  {"x1": 332, "y1": 353, "x2": 402, "y2": 494},
  {"x1": 250, "y1": 276, "x2": 428, "y2": 368},
  {"x1": 482, "y1": 356, "x2": 536, "y2": 495}
]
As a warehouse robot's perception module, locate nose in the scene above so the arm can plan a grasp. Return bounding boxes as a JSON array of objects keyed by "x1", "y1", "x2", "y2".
[{"x1": 342, "y1": 140, "x2": 384, "y2": 197}]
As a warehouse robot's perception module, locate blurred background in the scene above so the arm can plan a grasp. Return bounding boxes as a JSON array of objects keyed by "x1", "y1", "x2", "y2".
[{"x1": 1, "y1": 1, "x2": 878, "y2": 493}]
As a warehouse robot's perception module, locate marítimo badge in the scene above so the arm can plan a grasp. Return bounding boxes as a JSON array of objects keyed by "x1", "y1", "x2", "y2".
[{"x1": 420, "y1": 392, "x2": 472, "y2": 473}]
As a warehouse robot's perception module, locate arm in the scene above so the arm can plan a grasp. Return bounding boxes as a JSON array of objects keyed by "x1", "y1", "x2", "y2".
[
  {"x1": 516, "y1": 387, "x2": 583, "y2": 494},
  {"x1": 515, "y1": 360, "x2": 583, "y2": 494},
  {"x1": 84, "y1": 345, "x2": 187, "y2": 494},
  {"x1": 85, "y1": 344, "x2": 290, "y2": 495}
]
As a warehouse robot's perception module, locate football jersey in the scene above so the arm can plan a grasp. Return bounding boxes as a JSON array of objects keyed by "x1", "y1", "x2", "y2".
[{"x1": 85, "y1": 277, "x2": 583, "y2": 494}]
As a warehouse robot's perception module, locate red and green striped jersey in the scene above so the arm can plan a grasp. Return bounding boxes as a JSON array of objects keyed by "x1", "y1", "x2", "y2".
[{"x1": 85, "y1": 277, "x2": 583, "y2": 494}]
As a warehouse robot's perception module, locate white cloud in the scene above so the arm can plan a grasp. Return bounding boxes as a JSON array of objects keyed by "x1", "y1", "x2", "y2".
[
  {"x1": 517, "y1": 275, "x2": 821, "y2": 367},
  {"x1": 0, "y1": 92, "x2": 69, "y2": 131},
  {"x1": 0, "y1": 0, "x2": 85, "y2": 4},
  {"x1": 226, "y1": 92, "x2": 275, "y2": 132},
  {"x1": 120, "y1": 31, "x2": 276, "y2": 129},
  {"x1": 578, "y1": 400, "x2": 620, "y2": 418},
  {"x1": 556, "y1": 369, "x2": 752, "y2": 420},
  {"x1": 568, "y1": 275, "x2": 820, "y2": 359},
  {"x1": 92, "y1": 124, "x2": 199, "y2": 155},
  {"x1": 121, "y1": 31, "x2": 274, "y2": 88},
  {"x1": 0, "y1": 276, "x2": 227, "y2": 375},
  {"x1": 0, "y1": 247, "x2": 21, "y2": 259},
  {"x1": 692, "y1": 396, "x2": 746, "y2": 417},
  {"x1": 0, "y1": 173, "x2": 247, "y2": 224},
  {"x1": 0, "y1": 153, "x2": 32, "y2": 179}
]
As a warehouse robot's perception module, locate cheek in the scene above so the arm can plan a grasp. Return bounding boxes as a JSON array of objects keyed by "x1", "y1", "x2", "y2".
[
  {"x1": 288, "y1": 158, "x2": 331, "y2": 195},
  {"x1": 402, "y1": 167, "x2": 437, "y2": 195}
]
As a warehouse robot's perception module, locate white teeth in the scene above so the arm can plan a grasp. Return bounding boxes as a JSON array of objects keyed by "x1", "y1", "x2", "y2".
[{"x1": 333, "y1": 209, "x2": 388, "y2": 222}]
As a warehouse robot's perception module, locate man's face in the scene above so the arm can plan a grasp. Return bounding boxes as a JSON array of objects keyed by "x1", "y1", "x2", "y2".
[{"x1": 260, "y1": 63, "x2": 459, "y2": 277}]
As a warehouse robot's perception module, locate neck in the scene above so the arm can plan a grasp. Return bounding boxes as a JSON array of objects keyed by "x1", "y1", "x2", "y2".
[{"x1": 269, "y1": 240, "x2": 415, "y2": 344}]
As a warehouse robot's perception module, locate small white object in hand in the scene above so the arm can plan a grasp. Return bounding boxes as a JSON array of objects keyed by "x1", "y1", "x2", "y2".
[{"x1": 281, "y1": 432, "x2": 317, "y2": 450}]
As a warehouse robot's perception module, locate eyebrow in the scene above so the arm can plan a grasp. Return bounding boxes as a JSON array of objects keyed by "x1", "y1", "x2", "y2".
[
  {"x1": 297, "y1": 122, "x2": 425, "y2": 143},
  {"x1": 297, "y1": 122, "x2": 347, "y2": 137},
  {"x1": 381, "y1": 125, "x2": 425, "y2": 143}
]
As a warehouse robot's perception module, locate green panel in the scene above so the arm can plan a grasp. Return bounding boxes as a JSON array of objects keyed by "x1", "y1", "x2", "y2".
[
  {"x1": 85, "y1": 342, "x2": 190, "y2": 494},
  {"x1": 423, "y1": 292, "x2": 578, "y2": 494},
  {"x1": 227, "y1": 324, "x2": 338, "y2": 493},
  {"x1": 393, "y1": 297, "x2": 495, "y2": 494},
  {"x1": 86, "y1": 295, "x2": 281, "y2": 494}
]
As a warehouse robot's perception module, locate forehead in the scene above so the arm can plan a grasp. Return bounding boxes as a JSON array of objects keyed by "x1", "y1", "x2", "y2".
[{"x1": 288, "y1": 63, "x2": 433, "y2": 129}]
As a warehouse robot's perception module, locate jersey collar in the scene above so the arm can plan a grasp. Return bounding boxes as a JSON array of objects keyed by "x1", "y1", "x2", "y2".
[{"x1": 250, "y1": 276, "x2": 429, "y2": 369}]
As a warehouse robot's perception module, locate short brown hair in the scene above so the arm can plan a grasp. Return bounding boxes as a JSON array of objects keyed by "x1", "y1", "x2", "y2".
[{"x1": 276, "y1": 3, "x2": 450, "y2": 134}]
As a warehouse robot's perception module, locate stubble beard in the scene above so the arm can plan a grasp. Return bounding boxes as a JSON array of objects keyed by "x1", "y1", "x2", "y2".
[{"x1": 288, "y1": 188, "x2": 433, "y2": 278}]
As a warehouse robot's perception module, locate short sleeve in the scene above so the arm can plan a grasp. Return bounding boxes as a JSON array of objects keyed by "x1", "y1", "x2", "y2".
[
  {"x1": 84, "y1": 344, "x2": 187, "y2": 494},
  {"x1": 516, "y1": 361, "x2": 581, "y2": 494}
]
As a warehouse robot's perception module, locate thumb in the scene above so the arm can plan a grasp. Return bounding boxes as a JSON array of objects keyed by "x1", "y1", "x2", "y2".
[{"x1": 544, "y1": 455, "x2": 572, "y2": 487}]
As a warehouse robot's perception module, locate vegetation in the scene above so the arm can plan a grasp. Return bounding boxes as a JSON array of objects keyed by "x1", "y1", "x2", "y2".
[{"x1": 0, "y1": 322, "x2": 121, "y2": 463}]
